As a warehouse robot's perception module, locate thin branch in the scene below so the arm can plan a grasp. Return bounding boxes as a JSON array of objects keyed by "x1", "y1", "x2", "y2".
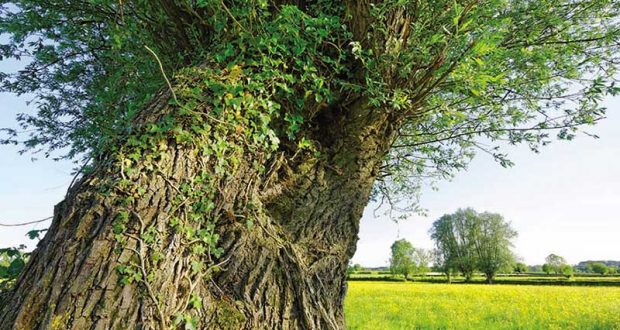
[
  {"x1": 144, "y1": 45, "x2": 178, "y2": 104},
  {"x1": 0, "y1": 216, "x2": 53, "y2": 227},
  {"x1": 394, "y1": 118, "x2": 603, "y2": 149}
]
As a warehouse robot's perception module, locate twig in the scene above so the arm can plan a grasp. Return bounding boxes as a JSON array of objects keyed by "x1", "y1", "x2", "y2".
[
  {"x1": 0, "y1": 216, "x2": 53, "y2": 227},
  {"x1": 220, "y1": 1, "x2": 248, "y2": 34},
  {"x1": 144, "y1": 45, "x2": 178, "y2": 104},
  {"x1": 65, "y1": 156, "x2": 92, "y2": 200}
]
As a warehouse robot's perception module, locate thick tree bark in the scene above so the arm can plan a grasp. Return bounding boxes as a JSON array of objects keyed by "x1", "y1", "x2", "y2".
[{"x1": 0, "y1": 87, "x2": 396, "y2": 329}]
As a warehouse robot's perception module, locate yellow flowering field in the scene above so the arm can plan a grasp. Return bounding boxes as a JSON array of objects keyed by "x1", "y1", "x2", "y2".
[{"x1": 345, "y1": 282, "x2": 620, "y2": 329}]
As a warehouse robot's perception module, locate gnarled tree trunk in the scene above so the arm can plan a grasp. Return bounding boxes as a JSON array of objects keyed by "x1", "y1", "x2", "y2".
[
  {"x1": 0, "y1": 87, "x2": 397, "y2": 329},
  {"x1": 0, "y1": 1, "x2": 415, "y2": 327}
]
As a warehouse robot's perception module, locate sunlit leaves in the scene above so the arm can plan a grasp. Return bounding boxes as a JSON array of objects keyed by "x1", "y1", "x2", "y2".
[
  {"x1": 372, "y1": 0, "x2": 620, "y2": 210},
  {"x1": 1, "y1": 1, "x2": 619, "y2": 219}
]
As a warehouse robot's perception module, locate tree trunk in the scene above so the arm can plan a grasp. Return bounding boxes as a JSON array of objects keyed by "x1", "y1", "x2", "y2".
[{"x1": 0, "y1": 86, "x2": 396, "y2": 329}]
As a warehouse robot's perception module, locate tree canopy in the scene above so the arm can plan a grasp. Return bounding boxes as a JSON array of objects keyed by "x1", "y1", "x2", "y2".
[
  {"x1": 590, "y1": 262, "x2": 609, "y2": 275},
  {"x1": 390, "y1": 239, "x2": 416, "y2": 279},
  {"x1": 472, "y1": 211, "x2": 517, "y2": 282},
  {"x1": 1, "y1": 1, "x2": 619, "y2": 207},
  {"x1": 514, "y1": 262, "x2": 527, "y2": 274},
  {"x1": 389, "y1": 239, "x2": 431, "y2": 279},
  {"x1": 430, "y1": 208, "x2": 479, "y2": 280},
  {"x1": 430, "y1": 208, "x2": 517, "y2": 282},
  {"x1": 545, "y1": 253, "x2": 568, "y2": 274}
]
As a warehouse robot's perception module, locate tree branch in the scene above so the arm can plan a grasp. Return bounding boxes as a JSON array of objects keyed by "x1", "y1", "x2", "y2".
[
  {"x1": 393, "y1": 118, "x2": 603, "y2": 148},
  {"x1": 0, "y1": 217, "x2": 53, "y2": 227}
]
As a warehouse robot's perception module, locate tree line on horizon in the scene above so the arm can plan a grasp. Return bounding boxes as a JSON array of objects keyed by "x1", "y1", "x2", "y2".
[{"x1": 348, "y1": 208, "x2": 618, "y2": 282}]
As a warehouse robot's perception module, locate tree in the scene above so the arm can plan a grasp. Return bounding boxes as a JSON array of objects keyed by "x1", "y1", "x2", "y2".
[
  {"x1": 413, "y1": 248, "x2": 432, "y2": 276},
  {"x1": 346, "y1": 263, "x2": 363, "y2": 275},
  {"x1": 390, "y1": 239, "x2": 417, "y2": 279},
  {"x1": 514, "y1": 263, "x2": 528, "y2": 274},
  {"x1": 346, "y1": 264, "x2": 354, "y2": 276},
  {"x1": 542, "y1": 264, "x2": 552, "y2": 275},
  {"x1": 560, "y1": 264, "x2": 574, "y2": 278},
  {"x1": 430, "y1": 209, "x2": 479, "y2": 281},
  {"x1": 390, "y1": 242, "x2": 431, "y2": 279},
  {"x1": 473, "y1": 212, "x2": 517, "y2": 283},
  {"x1": 545, "y1": 254, "x2": 568, "y2": 274},
  {"x1": 432, "y1": 248, "x2": 453, "y2": 283},
  {"x1": 430, "y1": 208, "x2": 517, "y2": 283},
  {"x1": 527, "y1": 264, "x2": 542, "y2": 273},
  {"x1": 591, "y1": 262, "x2": 609, "y2": 275},
  {"x1": 1, "y1": 1, "x2": 619, "y2": 328}
]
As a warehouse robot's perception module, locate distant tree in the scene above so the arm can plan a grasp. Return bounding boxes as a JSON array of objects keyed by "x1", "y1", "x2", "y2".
[
  {"x1": 473, "y1": 212, "x2": 518, "y2": 283},
  {"x1": 545, "y1": 254, "x2": 568, "y2": 274},
  {"x1": 430, "y1": 209, "x2": 479, "y2": 281},
  {"x1": 431, "y1": 208, "x2": 517, "y2": 283},
  {"x1": 346, "y1": 263, "x2": 365, "y2": 275},
  {"x1": 432, "y1": 249, "x2": 453, "y2": 283},
  {"x1": 560, "y1": 264, "x2": 574, "y2": 278},
  {"x1": 413, "y1": 248, "x2": 433, "y2": 276},
  {"x1": 514, "y1": 263, "x2": 528, "y2": 274},
  {"x1": 390, "y1": 239, "x2": 417, "y2": 280},
  {"x1": 529, "y1": 265, "x2": 543, "y2": 273},
  {"x1": 591, "y1": 262, "x2": 609, "y2": 275},
  {"x1": 346, "y1": 264, "x2": 354, "y2": 275},
  {"x1": 608, "y1": 266, "x2": 618, "y2": 275},
  {"x1": 542, "y1": 264, "x2": 552, "y2": 275}
]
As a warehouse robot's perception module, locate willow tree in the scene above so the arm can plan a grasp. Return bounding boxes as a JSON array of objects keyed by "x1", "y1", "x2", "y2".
[
  {"x1": 0, "y1": 0, "x2": 619, "y2": 328},
  {"x1": 430, "y1": 209, "x2": 479, "y2": 281},
  {"x1": 431, "y1": 208, "x2": 517, "y2": 283}
]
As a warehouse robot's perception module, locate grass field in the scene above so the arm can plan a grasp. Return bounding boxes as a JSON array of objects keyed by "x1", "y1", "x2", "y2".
[
  {"x1": 347, "y1": 272, "x2": 620, "y2": 286},
  {"x1": 345, "y1": 281, "x2": 620, "y2": 329}
]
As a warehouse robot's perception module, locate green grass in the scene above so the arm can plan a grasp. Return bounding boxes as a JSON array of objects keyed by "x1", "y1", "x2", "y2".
[{"x1": 345, "y1": 281, "x2": 620, "y2": 329}]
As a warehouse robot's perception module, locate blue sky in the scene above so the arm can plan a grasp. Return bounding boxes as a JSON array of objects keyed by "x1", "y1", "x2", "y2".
[
  {"x1": 1, "y1": 59, "x2": 618, "y2": 266},
  {"x1": 353, "y1": 96, "x2": 620, "y2": 266}
]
